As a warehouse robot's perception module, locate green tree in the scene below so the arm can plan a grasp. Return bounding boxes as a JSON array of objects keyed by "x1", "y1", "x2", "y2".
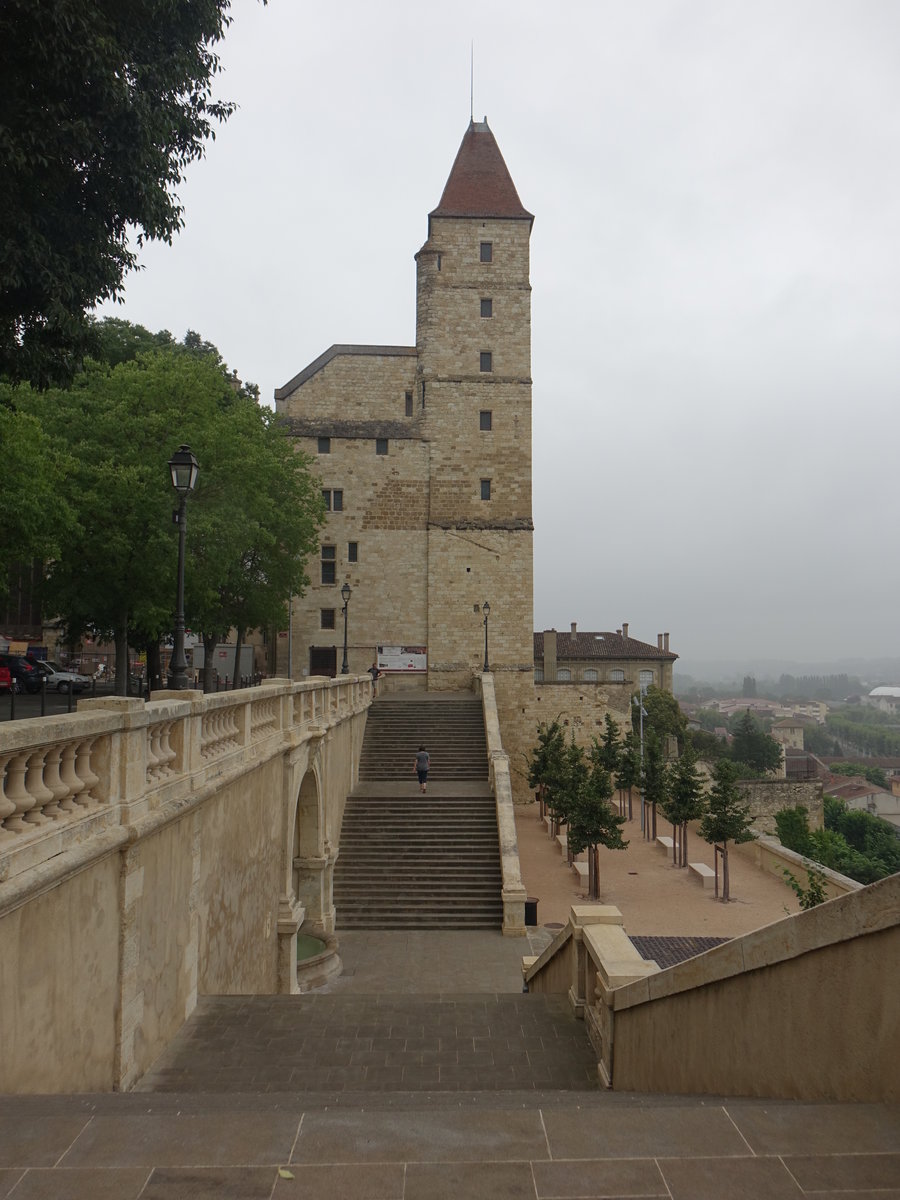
[
  {"x1": 0, "y1": 400, "x2": 73, "y2": 596},
  {"x1": 783, "y1": 863, "x2": 828, "y2": 910},
  {"x1": 596, "y1": 713, "x2": 621, "y2": 773},
  {"x1": 729, "y1": 711, "x2": 783, "y2": 776},
  {"x1": 634, "y1": 685, "x2": 688, "y2": 751},
  {"x1": 614, "y1": 729, "x2": 641, "y2": 820},
  {"x1": 742, "y1": 674, "x2": 757, "y2": 698},
  {"x1": 774, "y1": 806, "x2": 813, "y2": 856},
  {"x1": 21, "y1": 348, "x2": 322, "y2": 693},
  {"x1": 566, "y1": 741, "x2": 628, "y2": 899},
  {"x1": 829, "y1": 762, "x2": 888, "y2": 788},
  {"x1": 526, "y1": 720, "x2": 567, "y2": 821},
  {"x1": 699, "y1": 759, "x2": 754, "y2": 901},
  {"x1": 640, "y1": 729, "x2": 668, "y2": 842},
  {"x1": 0, "y1": 1, "x2": 261, "y2": 386},
  {"x1": 662, "y1": 744, "x2": 706, "y2": 867}
]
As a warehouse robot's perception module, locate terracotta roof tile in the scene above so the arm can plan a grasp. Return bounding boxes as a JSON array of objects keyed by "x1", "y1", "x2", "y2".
[
  {"x1": 430, "y1": 119, "x2": 533, "y2": 223},
  {"x1": 534, "y1": 631, "x2": 677, "y2": 662}
]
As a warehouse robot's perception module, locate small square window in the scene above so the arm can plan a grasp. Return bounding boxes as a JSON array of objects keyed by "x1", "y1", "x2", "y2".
[
  {"x1": 348, "y1": 541, "x2": 358, "y2": 563},
  {"x1": 479, "y1": 410, "x2": 492, "y2": 431},
  {"x1": 317, "y1": 436, "x2": 330, "y2": 454},
  {"x1": 480, "y1": 241, "x2": 492, "y2": 263},
  {"x1": 480, "y1": 479, "x2": 491, "y2": 501},
  {"x1": 320, "y1": 608, "x2": 335, "y2": 630},
  {"x1": 405, "y1": 391, "x2": 413, "y2": 416},
  {"x1": 375, "y1": 438, "x2": 388, "y2": 455},
  {"x1": 480, "y1": 298, "x2": 492, "y2": 318},
  {"x1": 479, "y1": 352, "x2": 492, "y2": 373},
  {"x1": 332, "y1": 489, "x2": 343, "y2": 512}
]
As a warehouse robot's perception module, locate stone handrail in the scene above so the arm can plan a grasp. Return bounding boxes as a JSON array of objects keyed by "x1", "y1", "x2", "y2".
[
  {"x1": 0, "y1": 675, "x2": 371, "y2": 889},
  {"x1": 476, "y1": 671, "x2": 526, "y2": 936},
  {"x1": 524, "y1": 877, "x2": 900, "y2": 1101}
]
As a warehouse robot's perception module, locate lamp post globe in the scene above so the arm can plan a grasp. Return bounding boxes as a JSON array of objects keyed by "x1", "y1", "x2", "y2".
[
  {"x1": 340, "y1": 583, "x2": 352, "y2": 675},
  {"x1": 167, "y1": 445, "x2": 199, "y2": 691},
  {"x1": 482, "y1": 600, "x2": 491, "y2": 673}
]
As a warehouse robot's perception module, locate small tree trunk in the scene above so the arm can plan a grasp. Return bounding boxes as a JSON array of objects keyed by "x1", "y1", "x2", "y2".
[
  {"x1": 722, "y1": 843, "x2": 730, "y2": 902},
  {"x1": 201, "y1": 632, "x2": 217, "y2": 694},
  {"x1": 590, "y1": 845, "x2": 600, "y2": 901},
  {"x1": 671, "y1": 823, "x2": 678, "y2": 865},
  {"x1": 146, "y1": 641, "x2": 163, "y2": 694},
  {"x1": 232, "y1": 626, "x2": 244, "y2": 689},
  {"x1": 114, "y1": 614, "x2": 129, "y2": 696}
]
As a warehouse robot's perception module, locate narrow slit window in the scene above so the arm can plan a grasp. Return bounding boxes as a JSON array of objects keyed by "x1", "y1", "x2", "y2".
[
  {"x1": 480, "y1": 241, "x2": 492, "y2": 263},
  {"x1": 480, "y1": 351, "x2": 492, "y2": 373},
  {"x1": 405, "y1": 391, "x2": 413, "y2": 416},
  {"x1": 348, "y1": 542, "x2": 358, "y2": 563},
  {"x1": 480, "y1": 298, "x2": 492, "y2": 318},
  {"x1": 479, "y1": 410, "x2": 492, "y2": 431},
  {"x1": 480, "y1": 479, "x2": 491, "y2": 501}
]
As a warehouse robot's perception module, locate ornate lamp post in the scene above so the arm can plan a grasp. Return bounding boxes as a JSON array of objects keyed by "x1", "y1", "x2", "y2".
[
  {"x1": 167, "y1": 445, "x2": 199, "y2": 690},
  {"x1": 340, "y1": 582, "x2": 352, "y2": 674},
  {"x1": 482, "y1": 600, "x2": 491, "y2": 672}
]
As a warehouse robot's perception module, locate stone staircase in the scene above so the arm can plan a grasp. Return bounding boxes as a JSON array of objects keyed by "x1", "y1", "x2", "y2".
[
  {"x1": 358, "y1": 693, "x2": 489, "y2": 781},
  {"x1": 334, "y1": 693, "x2": 502, "y2": 929}
]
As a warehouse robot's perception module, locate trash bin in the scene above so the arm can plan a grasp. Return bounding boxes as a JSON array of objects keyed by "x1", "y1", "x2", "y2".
[{"x1": 524, "y1": 897, "x2": 539, "y2": 926}]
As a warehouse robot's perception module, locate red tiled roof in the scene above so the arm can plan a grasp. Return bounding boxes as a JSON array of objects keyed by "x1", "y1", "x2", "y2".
[
  {"x1": 430, "y1": 119, "x2": 533, "y2": 223},
  {"x1": 534, "y1": 631, "x2": 677, "y2": 662}
]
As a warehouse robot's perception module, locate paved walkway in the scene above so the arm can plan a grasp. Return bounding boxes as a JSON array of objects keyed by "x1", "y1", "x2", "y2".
[{"x1": 2, "y1": 805, "x2": 897, "y2": 1197}]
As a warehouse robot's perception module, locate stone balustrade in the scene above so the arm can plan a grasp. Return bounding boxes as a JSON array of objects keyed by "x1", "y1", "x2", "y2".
[{"x1": 0, "y1": 676, "x2": 371, "y2": 888}]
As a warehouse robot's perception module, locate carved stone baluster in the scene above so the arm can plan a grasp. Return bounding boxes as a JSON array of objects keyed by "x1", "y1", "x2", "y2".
[
  {"x1": 22, "y1": 750, "x2": 54, "y2": 825},
  {"x1": 0, "y1": 752, "x2": 18, "y2": 836},
  {"x1": 58, "y1": 741, "x2": 86, "y2": 811},
  {"x1": 159, "y1": 721, "x2": 177, "y2": 776},
  {"x1": 41, "y1": 745, "x2": 69, "y2": 819},
  {"x1": 74, "y1": 738, "x2": 101, "y2": 807},
  {"x1": 4, "y1": 752, "x2": 37, "y2": 832},
  {"x1": 146, "y1": 725, "x2": 161, "y2": 783}
]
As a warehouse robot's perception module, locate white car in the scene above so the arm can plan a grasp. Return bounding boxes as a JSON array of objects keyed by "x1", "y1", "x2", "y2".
[{"x1": 37, "y1": 663, "x2": 93, "y2": 694}]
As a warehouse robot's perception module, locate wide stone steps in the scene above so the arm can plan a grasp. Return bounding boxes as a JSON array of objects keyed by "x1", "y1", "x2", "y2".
[
  {"x1": 337, "y1": 694, "x2": 500, "y2": 928},
  {"x1": 359, "y1": 696, "x2": 488, "y2": 782}
]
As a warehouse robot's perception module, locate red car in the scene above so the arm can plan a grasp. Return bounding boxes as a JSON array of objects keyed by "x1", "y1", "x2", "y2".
[{"x1": 0, "y1": 665, "x2": 12, "y2": 694}]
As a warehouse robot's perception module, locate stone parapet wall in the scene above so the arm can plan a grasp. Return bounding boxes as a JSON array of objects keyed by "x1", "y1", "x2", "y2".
[
  {"x1": 740, "y1": 778, "x2": 824, "y2": 834},
  {"x1": 0, "y1": 676, "x2": 371, "y2": 1093}
]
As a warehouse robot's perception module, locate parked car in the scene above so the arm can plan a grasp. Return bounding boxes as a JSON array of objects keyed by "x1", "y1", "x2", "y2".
[
  {"x1": 0, "y1": 654, "x2": 42, "y2": 694},
  {"x1": 36, "y1": 663, "x2": 93, "y2": 694},
  {"x1": 0, "y1": 665, "x2": 12, "y2": 694}
]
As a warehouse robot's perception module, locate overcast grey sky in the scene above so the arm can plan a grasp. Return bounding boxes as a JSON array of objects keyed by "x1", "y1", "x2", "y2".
[{"x1": 100, "y1": 0, "x2": 900, "y2": 673}]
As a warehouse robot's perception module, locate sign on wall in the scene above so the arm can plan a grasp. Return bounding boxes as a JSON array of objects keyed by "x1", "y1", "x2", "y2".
[{"x1": 377, "y1": 645, "x2": 427, "y2": 673}]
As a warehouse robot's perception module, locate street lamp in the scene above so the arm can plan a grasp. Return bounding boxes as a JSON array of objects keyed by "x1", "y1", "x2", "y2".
[
  {"x1": 482, "y1": 600, "x2": 491, "y2": 672},
  {"x1": 167, "y1": 445, "x2": 199, "y2": 690},
  {"x1": 340, "y1": 582, "x2": 352, "y2": 674}
]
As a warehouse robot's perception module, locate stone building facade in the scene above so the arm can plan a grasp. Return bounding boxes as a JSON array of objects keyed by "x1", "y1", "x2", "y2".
[
  {"x1": 274, "y1": 120, "x2": 675, "y2": 796},
  {"x1": 534, "y1": 623, "x2": 676, "y2": 692},
  {"x1": 275, "y1": 119, "x2": 534, "y2": 704}
]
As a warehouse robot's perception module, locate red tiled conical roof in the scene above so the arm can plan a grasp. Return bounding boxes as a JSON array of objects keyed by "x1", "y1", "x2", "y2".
[{"x1": 430, "y1": 119, "x2": 533, "y2": 223}]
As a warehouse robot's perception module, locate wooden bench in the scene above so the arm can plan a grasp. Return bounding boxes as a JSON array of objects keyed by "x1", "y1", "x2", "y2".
[
  {"x1": 656, "y1": 835, "x2": 674, "y2": 854},
  {"x1": 689, "y1": 862, "x2": 716, "y2": 889}
]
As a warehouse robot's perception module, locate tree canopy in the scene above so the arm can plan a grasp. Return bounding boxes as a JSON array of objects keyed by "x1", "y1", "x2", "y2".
[
  {"x1": 698, "y1": 759, "x2": 754, "y2": 901},
  {"x1": 10, "y1": 337, "x2": 322, "y2": 692},
  {"x1": 729, "y1": 711, "x2": 783, "y2": 776},
  {"x1": 0, "y1": 1, "x2": 259, "y2": 386}
]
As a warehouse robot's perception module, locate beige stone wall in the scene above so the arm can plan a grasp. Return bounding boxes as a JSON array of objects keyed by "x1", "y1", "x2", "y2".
[
  {"x1": 608, "y1": 873, "x2": 900, "y2": 1101},
  {"x1": 0, "y1": 854, "x2": 120, "y2": 1092},
  {"x1": 740, "y1": 778, "x2": 825, "y2": 834},
  {"x1": 276, "y1": 350, "x2": 416, "y2": 422},
  {"x1": 0, "y1": 678, "x2": 371, "y2": 1092},
  {"x1": 288, "y1": 431, "x2": 430, "y2": 679}
]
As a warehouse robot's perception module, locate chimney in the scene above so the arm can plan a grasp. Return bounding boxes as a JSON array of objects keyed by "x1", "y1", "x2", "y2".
[
  {"x1": 664, "y1": 632, "x2": 670, "y2": 652},
  {"x1": 544, "y1": 629, "x2": 557, "y2": 679},
  {"x1": 622, "y1": 622, "x2": 628, "y2": 640},
  {"x1": 571, "y1": 621, "x2": 577, "y2": 634},
  {"x1": 658, "y1": 634, "x2": 663, "y2": 650}
]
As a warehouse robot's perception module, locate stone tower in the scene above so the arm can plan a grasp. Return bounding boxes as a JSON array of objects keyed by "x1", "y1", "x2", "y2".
[
  {"x1": 416, "y1": 119, "x2": 535, "y2": 690},
  {"x1": 274, "y1": 119, "x2": 534, "y2": 702}
]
